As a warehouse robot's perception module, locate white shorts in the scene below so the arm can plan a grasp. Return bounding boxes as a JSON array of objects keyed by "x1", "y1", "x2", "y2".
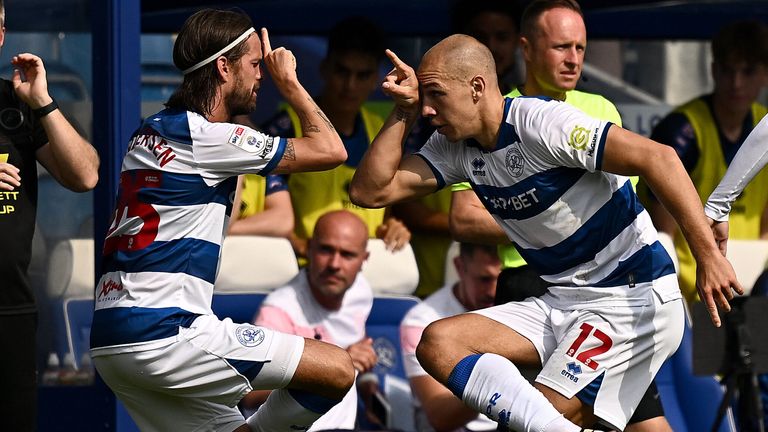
[
  {"x1": 92, "y1": 314, "x2": 305, "y2": 432},
  {"x1": 472, "y1": 289, "x2": 684, "y2": 431}
]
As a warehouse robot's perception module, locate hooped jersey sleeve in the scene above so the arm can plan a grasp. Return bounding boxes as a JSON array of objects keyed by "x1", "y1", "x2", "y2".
[
  {"x1": 189, "y1": 113, "x2": 286, "y2": 183},
  {"x1": 509, "y1": 97, "x2": 613, "y2": 173}
]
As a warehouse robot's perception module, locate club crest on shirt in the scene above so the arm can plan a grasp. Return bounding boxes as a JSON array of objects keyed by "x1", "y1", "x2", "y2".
[
  {"x1": 235, "y1": 325, "x2": 265, "y2": 347},
  {"x1": 505, "y1": 144, "x2": 525, "y2": 178},
  {"x1": 568, "y1": 125, "x2": 590, "y2": 151}
]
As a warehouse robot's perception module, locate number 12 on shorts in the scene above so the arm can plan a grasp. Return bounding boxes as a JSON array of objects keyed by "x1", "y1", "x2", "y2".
[{"x1": 565, "y1": 323, "x2": 613, "y2": 370}]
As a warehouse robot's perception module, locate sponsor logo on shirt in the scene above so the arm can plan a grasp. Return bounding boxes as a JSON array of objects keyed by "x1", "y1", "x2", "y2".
[
  {"x1": 232, "y1": 131, "x2": 270, "y2": 155},
  {"x1": 505, "y1": 144, "x2": 525, "y2": 177},
  {"x1": 0, "y1": 160, "x2": 19, "y2": 214},
  {"x1": 229, "y1": 127, "x2": 245, "y2": 145},
  {"x1": 235, "y1": 325, "x2": 265, "y2": 347},
  {"x1": 471, "y1": 157, "x2": 486, "y2": 176},
  {"x1": 568, "y1": 125, "x2": 590, "y2": 151},
  {"x1": 485, "y1": 188, "x2": 539, "y2": 211},
  {"x1": 587, "y1": 127, "x2": 599, "y2": 157},
  {"x1": 97, "y1": 278, "x2": 123, "y2": 300}
]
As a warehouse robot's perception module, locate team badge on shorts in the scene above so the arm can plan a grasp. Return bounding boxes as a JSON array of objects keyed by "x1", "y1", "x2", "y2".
[{"x1": 235, "y1": 325, "x2": 265, "y2": 347}]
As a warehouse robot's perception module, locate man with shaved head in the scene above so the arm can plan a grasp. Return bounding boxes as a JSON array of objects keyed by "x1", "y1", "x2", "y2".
[
  {"x1": 448, "y1": 1, "x2": 671, "y2": 430},
  {"x1": 246, "y1": 210, "x2": 378, "y2": 430},
  {"x1": 350, "y1": 34, "x2": 741, "y2": 431}
]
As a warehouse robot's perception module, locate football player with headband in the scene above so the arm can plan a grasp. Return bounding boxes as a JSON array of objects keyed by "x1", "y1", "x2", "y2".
[{"x1": 90, "y1": 9, "x2": 352, "y2": 432}]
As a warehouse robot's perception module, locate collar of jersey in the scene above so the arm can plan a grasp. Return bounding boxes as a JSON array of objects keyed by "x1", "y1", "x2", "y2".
[{"x1": 465, "y1": 97, "x2": 515, "y2": 153}]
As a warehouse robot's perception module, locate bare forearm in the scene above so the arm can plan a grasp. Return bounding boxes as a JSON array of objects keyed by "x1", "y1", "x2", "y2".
[
  {"x1": 350, "y1": 106, "x2": 417, "y2": 208},
  {"x1": 39, "y1": 110, "x2": 99, "y2": 191},
  {"x1": 228, "y1": 211, "x2": 293, "y2": 237},
  {"x1": 643, "y1": 148, "x2": 718, "y2": 260}
]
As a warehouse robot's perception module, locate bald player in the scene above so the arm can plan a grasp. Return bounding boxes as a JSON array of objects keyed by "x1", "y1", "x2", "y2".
[{"x1": 349, "y1": 34, "x2": 740, "y2": 432}]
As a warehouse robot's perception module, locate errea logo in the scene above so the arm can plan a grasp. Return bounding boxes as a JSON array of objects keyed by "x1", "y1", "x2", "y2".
[
  {"x1": 471, "y1": 158, "x2": 486, "y2": 176},
  {"x1": 561, "y1": 361, "x2": 582, "y2": 383}
]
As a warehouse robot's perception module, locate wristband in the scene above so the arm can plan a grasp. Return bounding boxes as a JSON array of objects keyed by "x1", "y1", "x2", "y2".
[{"x1": 34, "y1": 99, "x2": 58, "y2": 118}]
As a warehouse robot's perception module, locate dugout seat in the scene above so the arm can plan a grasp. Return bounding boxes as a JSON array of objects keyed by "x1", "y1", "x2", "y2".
[
  {"x1": 725, "y1": 239, "x2": 768, "y2": 295},
  {"x1": 215, "y1": 235, "x2": 299, "y2": 293},
  {"x1": 362, "y1": 295, "x2": 420, "y2": 431},
  {"x1": 62, "y1": 296, "x2": 94, "y2": 369},
  {"x1": 211, "y1": 292, "x2": 267, "y2": 323},
  {"x1": 46, "y1": 238, "x2": 95, "y2": 299},
  {"x1": 363, "y1": 239, "x2": 420, "y2": 296}
]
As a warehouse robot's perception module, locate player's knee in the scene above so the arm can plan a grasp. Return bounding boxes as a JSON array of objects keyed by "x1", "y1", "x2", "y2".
[
  {"x1": 323, "y1": 345, "x2": 356, "y2": 398},
  {"x1": 416, "y1": 319, "x2": 452, "y2": 370}
]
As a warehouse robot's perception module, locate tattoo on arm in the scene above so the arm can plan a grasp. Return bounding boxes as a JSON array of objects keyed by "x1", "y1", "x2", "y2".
[
  {"x1": 284, "y1": 139, "x2": 296, "y2": 160},
  {"x1": 298, "y1": 111, "x2": 321, "y2": 134},
  {"x1": 309, "y1": 97, "x2": 335, "y2": 131}
]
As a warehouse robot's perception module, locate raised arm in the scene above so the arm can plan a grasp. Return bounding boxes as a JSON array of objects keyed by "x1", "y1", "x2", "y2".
[
  {"x1": 704, "y1": 115, "x2": 768, "y2": 254},
  {"x1": 349, "y1": 49, "x2": 438, "y2": 209},
  {"x1": 12, "y1": 53, "x2": 99, "y2": 192},
  {"x1": 260, "y1": 28, "x2": 346, "y2": 174},
  {"x1": 602, "y1": 126, "x2": 742, "y2": 327}
]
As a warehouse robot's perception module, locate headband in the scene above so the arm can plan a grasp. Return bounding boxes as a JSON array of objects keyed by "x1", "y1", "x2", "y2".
[{"x1": 182, "y1": 27, "x2": 256, "y2": 75}]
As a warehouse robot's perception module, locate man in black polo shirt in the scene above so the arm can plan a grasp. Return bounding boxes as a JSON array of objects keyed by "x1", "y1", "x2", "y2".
[{"x1": 0, "y1": 1, "x2": 99, "y2": 428}]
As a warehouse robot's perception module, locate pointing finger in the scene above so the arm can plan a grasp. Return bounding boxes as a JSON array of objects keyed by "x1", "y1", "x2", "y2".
[
  {"x1": 385, "y1": 49, "x2": 409, "y2": 71},
  {"x1": 261, "y1": 28, "x2": 272, "y2": 56}
]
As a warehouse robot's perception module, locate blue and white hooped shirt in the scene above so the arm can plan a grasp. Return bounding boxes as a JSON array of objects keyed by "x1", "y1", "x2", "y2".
[
  {"x1": 417, "y1": 97, "x2": 679, "y2": 309},
  {"x1": 92, "y1": 108, "x2": 285, "y2": 350}
]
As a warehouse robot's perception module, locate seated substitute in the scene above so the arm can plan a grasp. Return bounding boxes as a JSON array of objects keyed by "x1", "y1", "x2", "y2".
[
  {"x1": 243, "y1": 210, "x2": 378, "y2": 431},
  {"x1": 401, "y1": 242, "x2": 500, "y2": 431}
]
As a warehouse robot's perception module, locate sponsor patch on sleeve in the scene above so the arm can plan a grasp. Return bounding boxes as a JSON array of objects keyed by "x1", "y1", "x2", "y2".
[
  {"x1": 229, "y1": 128, "x2": 272, "y2": 156},
  {"x1": 228, "y1": 126, "x2": 245, "y2": 146},
  {"x1": 567, "y1": 125, "x2": 591, "y2": 151}
]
